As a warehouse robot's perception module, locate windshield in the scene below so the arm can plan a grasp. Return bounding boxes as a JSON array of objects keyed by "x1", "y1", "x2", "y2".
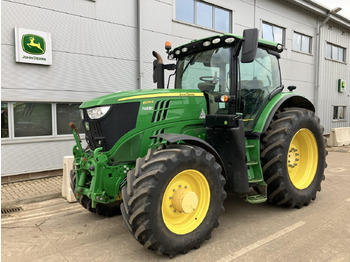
[{"x1": 175, "y1": 47, "x2": 231, "y2": 93}]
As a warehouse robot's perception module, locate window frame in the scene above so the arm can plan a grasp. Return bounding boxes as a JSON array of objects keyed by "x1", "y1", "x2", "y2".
[
  {"x1": 261, "y1": 21, "x2": 285, "y2": 45},
  {"x1": 332, "y1": 105, "x2": 347, "y2": 121},
  {"x1": 174, "y1": 0, "x2": 232, "y2": 33},
  {"x1": 1, "y1": 102, "x2": 83, "y2": 142},
  {"x1": 326, "y1": 42, "x2": 346, "y2": 63},
  {"x1": 292, "y1": 31, "x2": 312, "y2": 54}
]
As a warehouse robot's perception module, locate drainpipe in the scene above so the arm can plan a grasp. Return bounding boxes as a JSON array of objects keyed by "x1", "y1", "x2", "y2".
[
  {"x1": 137, "y1": 0, "x2": 143, "y2": 89},
  {"x1": 315, "y1": 7, "x2": 341, "y2": 112}
]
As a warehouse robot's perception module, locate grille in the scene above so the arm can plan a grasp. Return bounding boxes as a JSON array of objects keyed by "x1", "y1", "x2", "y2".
[
  {"x1": 151, "y1": 100, "x2": 171, "y2": 123},
  {"x1": 82, "y1": 102, "x2": 140, "y2": 151},
  {"x1": 153, "y1": 128, "x2": 165, "y2": 144},
  {"x1": 1, "y1": 206, "x2": 23, "y2": 214}
]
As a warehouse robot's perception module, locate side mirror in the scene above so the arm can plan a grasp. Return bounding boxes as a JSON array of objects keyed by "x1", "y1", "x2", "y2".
[{"x1": 241, "y1": 28, "x2": 259, "y2": 63}]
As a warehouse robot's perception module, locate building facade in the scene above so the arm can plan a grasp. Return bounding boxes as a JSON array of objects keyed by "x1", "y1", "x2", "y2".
[{"x1": 1, "y1": 0, "x2": 350, "y2": 178}]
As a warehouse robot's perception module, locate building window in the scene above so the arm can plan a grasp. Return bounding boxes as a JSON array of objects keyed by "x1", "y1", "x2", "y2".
[
  {"x1": 1, "y1": 102, "x2": 9, "y2": 138},
  {"x1": 333, "y1": 106, "x2": 346, "y2": 121},
  {"x1": 262, "y1": 22, "x2": 285, "y2": 44},
  {"x1": 57, "y1": 103, "x2": 82, "y2": 135},
  {"x1": 293, "y1": 32, "x2": 311, "y2": 54},
  {"x1": 175, "y1": 0, "x2": 231, "y2": 32},
  {"x1": 1, "y1": 102, "x2": 82, "y2": 139},
  {"x1": 13, "y1": 102, "x2": 52, "y2": 137},
  {"x1": 326, "y1": 43, "x2": 346, "y2": 62}
]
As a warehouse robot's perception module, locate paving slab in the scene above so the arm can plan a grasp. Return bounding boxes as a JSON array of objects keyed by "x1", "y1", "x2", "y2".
[{"x1": 1, "y1": 176, "x2": 62, "y2": 209}]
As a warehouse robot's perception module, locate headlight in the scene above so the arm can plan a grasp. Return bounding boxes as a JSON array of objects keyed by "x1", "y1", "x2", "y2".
[
  {"x1": 80, "y1": 109, "x2": 84, "y2": 120},
  {"x1": 86, "y1": 106, "x2": 111, "y2": 120}
]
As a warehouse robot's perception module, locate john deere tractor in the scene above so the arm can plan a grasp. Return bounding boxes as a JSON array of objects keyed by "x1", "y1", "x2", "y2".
[{"x1": 70, "y1": 28, "x2": 326, "y2": 257}]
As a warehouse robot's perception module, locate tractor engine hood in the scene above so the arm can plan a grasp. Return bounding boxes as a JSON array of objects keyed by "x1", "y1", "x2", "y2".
[{"x1": 80, "y1": 89, "x2": 204, "y2": 109}]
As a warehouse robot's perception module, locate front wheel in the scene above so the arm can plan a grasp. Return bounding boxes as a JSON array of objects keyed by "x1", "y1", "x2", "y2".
[
  {"x1": 261, "y1": 108, "x2": 327, "y2": 208},
  {"x1": 120, "y1": 145, "x2": 226, "y2": 257}
]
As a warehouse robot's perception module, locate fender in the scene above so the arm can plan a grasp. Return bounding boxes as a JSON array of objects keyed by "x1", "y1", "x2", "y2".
[
  {"x1": 253, "y1": 93, "x2": 315, "y2": 134},
  {"x1": 151, "y1": 133, "x2": 227, "y2": 178}
]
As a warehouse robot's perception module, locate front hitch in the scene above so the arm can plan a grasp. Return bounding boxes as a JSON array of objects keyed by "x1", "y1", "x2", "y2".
[{"x1": 70, "y1": 122, "x2": 84, "y2": 155}]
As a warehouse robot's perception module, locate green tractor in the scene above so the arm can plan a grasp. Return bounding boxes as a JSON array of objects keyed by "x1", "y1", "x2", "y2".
[{"x1": 70, "y1": 28, "x2": 326, "y2": 257}]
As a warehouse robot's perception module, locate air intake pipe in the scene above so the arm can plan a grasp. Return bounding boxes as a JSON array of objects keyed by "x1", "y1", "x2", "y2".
[{"x1": 153, "y1": 51, "x2": 165, "y2": 89}]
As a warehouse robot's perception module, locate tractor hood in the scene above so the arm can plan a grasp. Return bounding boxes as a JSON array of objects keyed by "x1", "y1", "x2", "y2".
[{"x1": 80, "y1": 89, "x2": 204, "y2": 109}]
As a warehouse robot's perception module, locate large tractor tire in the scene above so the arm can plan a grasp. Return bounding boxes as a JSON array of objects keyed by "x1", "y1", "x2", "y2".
[
  {"x1": 70, "y1": 169, "x2": 122, "y2": 217},
  {"x1": 120, "y1": 144, "x2": 226, "y2": 257},
  {"x1": 261, "y1": 107, "x2": 327, "y2": 208}
]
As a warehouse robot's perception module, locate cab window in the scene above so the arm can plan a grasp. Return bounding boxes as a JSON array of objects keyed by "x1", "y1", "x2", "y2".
[{"x1": 239, "y1": 48, "x2": 281, "y2": 130}]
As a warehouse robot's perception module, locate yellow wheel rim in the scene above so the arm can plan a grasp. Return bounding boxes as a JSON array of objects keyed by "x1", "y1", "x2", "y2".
[
  {"x1": 287, "y1": 128, "x2": 318, "y2": 190},
  {"x1": 161, "y1": 169, "x2": 210, "y2": 235}
]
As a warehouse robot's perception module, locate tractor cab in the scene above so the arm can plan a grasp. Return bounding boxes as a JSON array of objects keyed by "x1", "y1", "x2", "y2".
[{"x1": 154, "y1": 29, "x2": 284, "y2": 131}]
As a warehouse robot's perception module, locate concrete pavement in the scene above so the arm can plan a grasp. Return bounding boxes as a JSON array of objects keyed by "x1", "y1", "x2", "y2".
[{"x1": 1, "y1": 150, "x2": 350, "y2": 261}]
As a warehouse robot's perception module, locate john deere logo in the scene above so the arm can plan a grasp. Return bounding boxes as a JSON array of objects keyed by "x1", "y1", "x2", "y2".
[{"x1": 22, "y1": 34, "x2": 46, "y2": 55}]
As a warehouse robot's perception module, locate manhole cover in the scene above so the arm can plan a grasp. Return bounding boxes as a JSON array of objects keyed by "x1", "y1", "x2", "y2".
[{"x1": 1, "y1": 206, "x2": 23, "y2": 214}]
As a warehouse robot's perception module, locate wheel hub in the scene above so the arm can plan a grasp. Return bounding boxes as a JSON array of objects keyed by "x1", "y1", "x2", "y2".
[
  {"x1": 172, "y1": 188, "x2": 198, "y2": 214},
  {"x1": 288, "y1": 147, "x2": 300, "y2": 168},
  {"x1": 161, "y1": 169, "x2": 210, "y2": 235}
]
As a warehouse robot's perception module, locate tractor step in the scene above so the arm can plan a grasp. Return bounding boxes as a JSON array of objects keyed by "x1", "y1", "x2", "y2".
[{"x1": 246, "y1": 194, "x2": 267, "y2": 204}]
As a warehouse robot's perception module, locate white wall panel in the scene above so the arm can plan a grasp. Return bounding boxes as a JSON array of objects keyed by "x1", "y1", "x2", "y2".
[
  {"x1": 2, "y1": 1, "x2": 137, "y2": 59},
  {"x1": 1, "y1": 139, "x2": 81, "y2": 175},
  {"x1": 3, "y1": 0, "x2": 136, "y2": 27},
  {"x1": 1, "y1": 45, "x2": 138, "y2": 101},
  {"x1": 318, "y1": 24, "x2": 350, "y2": 133}
]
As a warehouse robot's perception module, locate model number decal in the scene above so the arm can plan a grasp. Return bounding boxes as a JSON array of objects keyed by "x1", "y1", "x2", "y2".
[{"x1": 142, "y1": 106, "x2": 154, "y2": 111}]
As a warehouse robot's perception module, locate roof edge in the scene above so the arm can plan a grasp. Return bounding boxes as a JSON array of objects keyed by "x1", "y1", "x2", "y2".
[{"x1": 282, "y1": 0, "x2": 350, "y2": 29}]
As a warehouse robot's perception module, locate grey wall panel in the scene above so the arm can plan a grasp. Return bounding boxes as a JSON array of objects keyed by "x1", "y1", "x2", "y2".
[
  {"x1": 318, "y1": 24, "x2": 350, "y2": 133},
  {"x1": 2, "y1": 0, "x2": 136, "y2": 28},
  {"x1": 2, "y1": 1, "x2": 137, "y2": 59},
  {"x1": 1, "y1": 139, "x2": 83, "y2": 175},
  {"x1": 279, "y1": 58, "x2": 315, "y2": 101},
  {"x1": 1, "y1": 45, "x2": 138, "y2": 101}
]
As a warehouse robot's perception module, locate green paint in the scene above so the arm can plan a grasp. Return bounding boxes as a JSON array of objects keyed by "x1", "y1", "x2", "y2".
[
  {"x1": 73, "y1": 90, "x2": 208, "y2": 204},
  {"x1": 253, "y1": 92, "x2": 298, "y2": 133},
  {"x1": 22, "y1": 34, "x2": 46, "y2": 55},
  {"x1": 71, "y1": 31, "x2": 311, "y2": 206}
]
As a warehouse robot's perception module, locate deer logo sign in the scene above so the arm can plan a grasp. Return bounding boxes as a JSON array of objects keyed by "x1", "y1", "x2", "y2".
[{"x1": 22, "y1": 34, "x2": 46, "y2": 55}]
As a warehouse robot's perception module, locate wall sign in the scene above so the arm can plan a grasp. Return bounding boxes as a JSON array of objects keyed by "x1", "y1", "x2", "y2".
[
  {"x1": 338, "y1": 79, "x2": 346, "y2": 93},
  {"x1": 15, "y1": 27, "x2": 52, "y2": 65}
]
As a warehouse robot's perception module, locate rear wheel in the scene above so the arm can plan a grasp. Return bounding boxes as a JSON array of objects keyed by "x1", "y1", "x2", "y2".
[
  {"x1": 70, "y1": 169, "x2": 122, "y2": 217},
  {"x1": 120, "y1": 145, "x2": 226, "y2": 257},
  {"x1": 261, "y1": 108, "x2": 326, "y2": 208}
]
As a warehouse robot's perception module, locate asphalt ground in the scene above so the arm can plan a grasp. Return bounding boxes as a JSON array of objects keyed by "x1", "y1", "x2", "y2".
[{"x1": 1, "y1": 150, "x2": 350, "y2": 262}]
